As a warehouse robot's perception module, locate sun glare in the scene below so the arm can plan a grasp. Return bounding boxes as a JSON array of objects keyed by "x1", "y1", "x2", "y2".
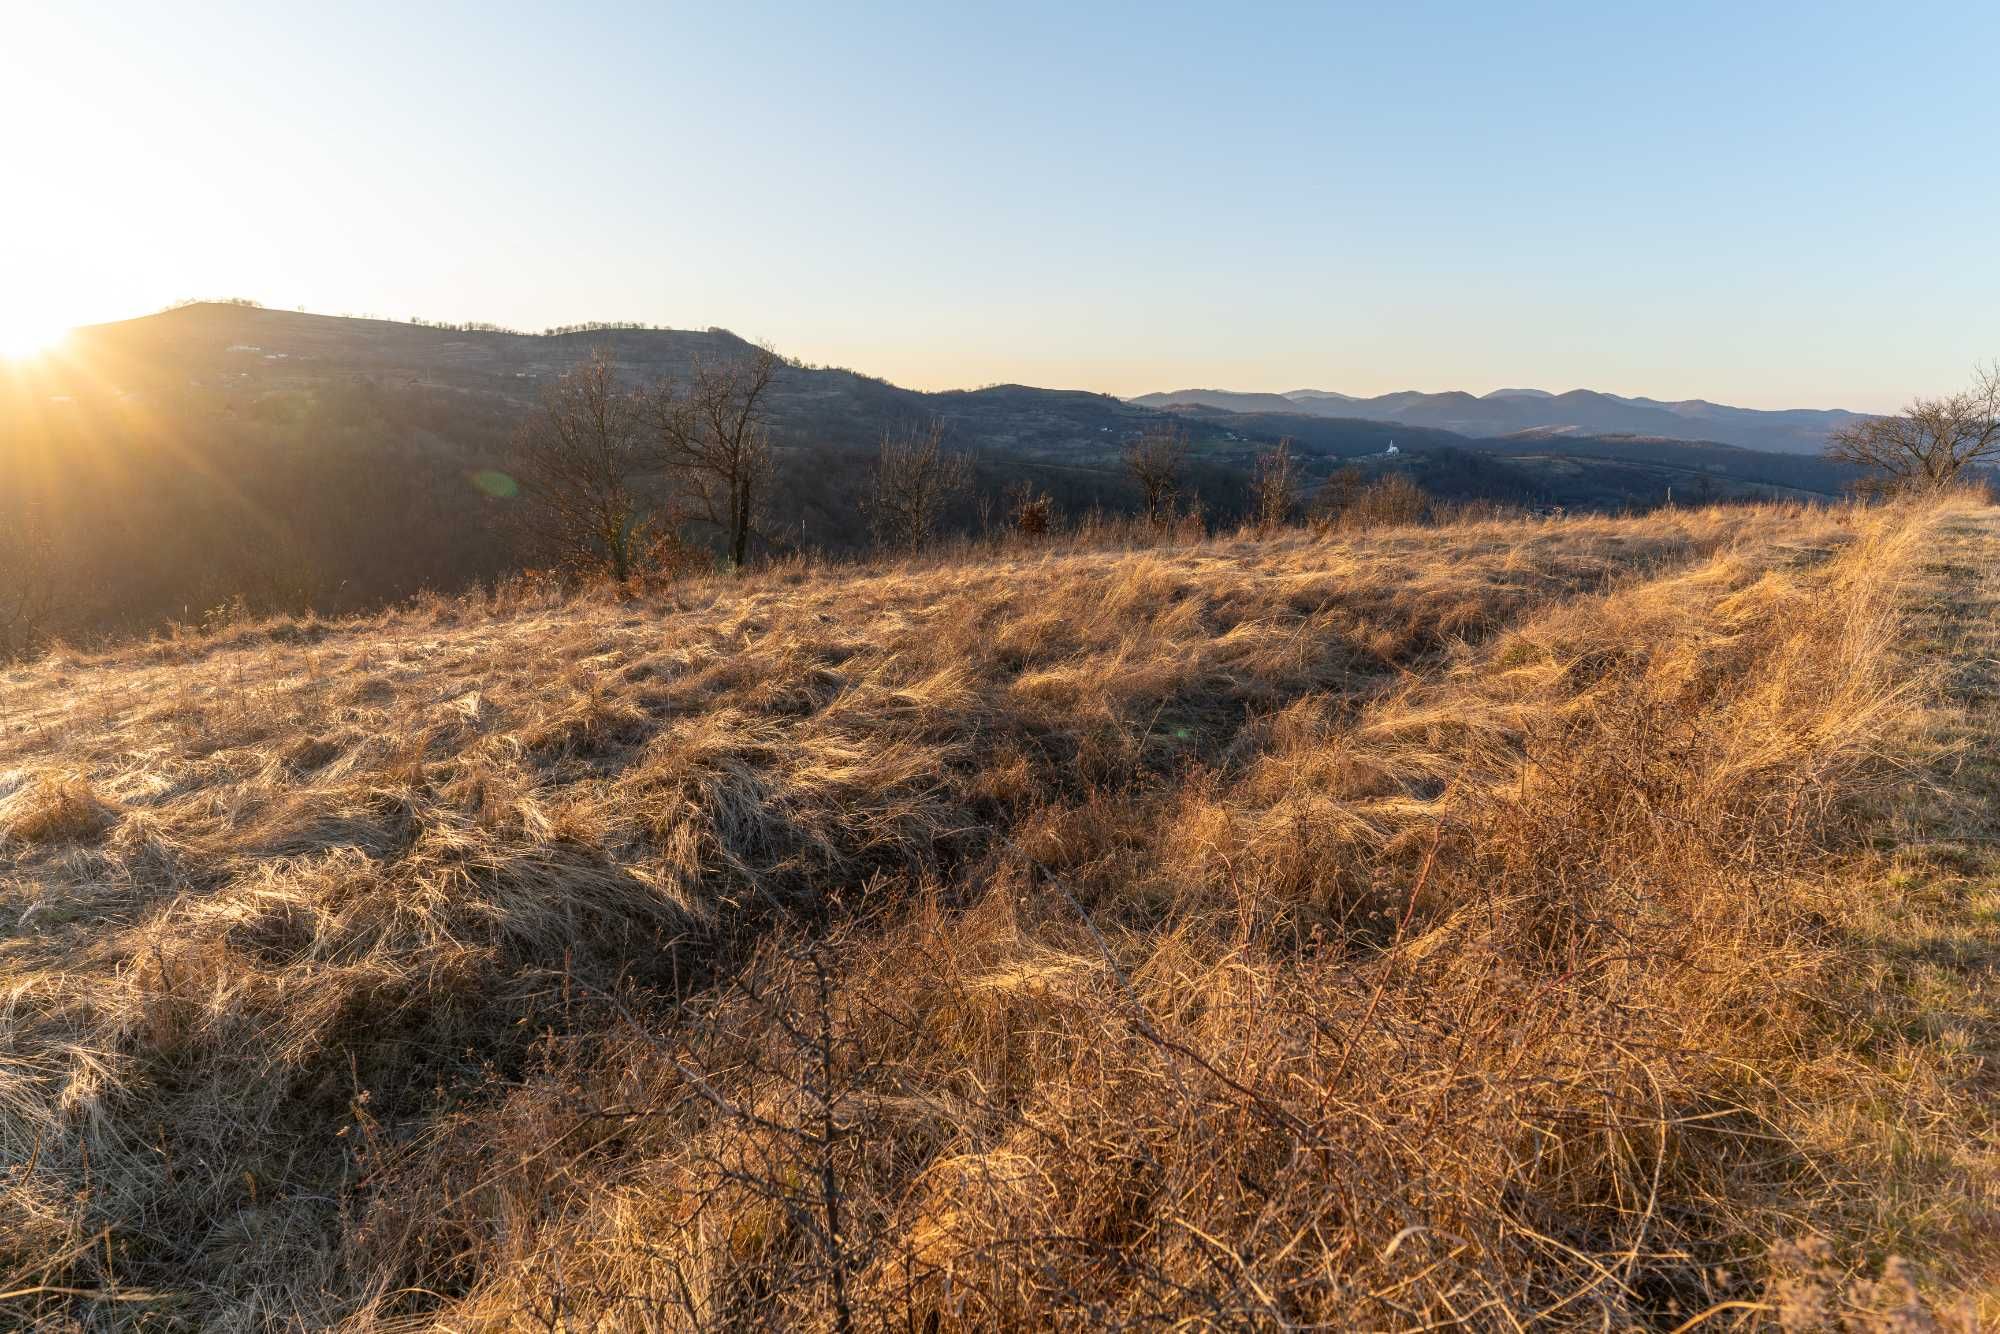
[{"x1": 0, "y1": 319, "x2": 69, "y2": 362}]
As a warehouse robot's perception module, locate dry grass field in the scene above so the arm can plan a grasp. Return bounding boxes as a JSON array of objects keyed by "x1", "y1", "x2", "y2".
[{"x1": 2, "y1": 501, "x2": 1995, "y2": 1329}]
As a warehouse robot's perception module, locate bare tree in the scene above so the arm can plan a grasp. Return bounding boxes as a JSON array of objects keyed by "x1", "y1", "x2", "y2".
[
  {"x1": 1124, "y1": 423, "x2": 1189, "y2": 527},
  {"x1": 0, "y1": 508, "x2": 56, "y2": 660},
  {"x1": 1826, "y1": 362, "x2": 2000, "y2": 495},
  {"x1": 864, "y1": 418, "x2": 972, "y2": 553},
  {"x1": 653, "y1": 346, "x2": 781, "y2": 570},
  {"x1": 514, "y1": 350, "x2": 662, "y2": 583},
  {"x1": 1250, "y1": 437, "x2": 1301, "y2": 533}
]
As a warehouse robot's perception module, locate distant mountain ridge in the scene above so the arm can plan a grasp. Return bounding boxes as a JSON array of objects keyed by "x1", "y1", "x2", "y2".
[
  {"x1": 1129, "y1": 385, "x2": 1866, "y2": 455},
  {"x1": 69, "y1": 305, "x2": 1865, "y2": 457}
]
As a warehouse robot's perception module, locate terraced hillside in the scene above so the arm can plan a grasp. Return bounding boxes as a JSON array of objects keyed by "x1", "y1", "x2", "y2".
[{"x1": 1, "y1": 501, "x2": 1993, "y2": 1328}]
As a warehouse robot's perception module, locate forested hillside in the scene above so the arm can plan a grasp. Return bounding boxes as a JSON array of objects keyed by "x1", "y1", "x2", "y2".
[{"x1": 1, "y1": 304, "x2": 1864, "y2": 650}]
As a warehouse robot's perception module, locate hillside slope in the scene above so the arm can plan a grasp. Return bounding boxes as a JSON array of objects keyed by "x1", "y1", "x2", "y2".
[
  {"x1": 41, "y1": 304, "x2": 1859, "y2": 479},
  {"x1": 2, "y1": 304, "x2": 1863, "y2": 653},
  {"x1": 1, "y1": 495, "x2": 1990, "y2": 1326},
  {"x1": 51, "y1": 304, "x2": 1157, "y2": 456}
]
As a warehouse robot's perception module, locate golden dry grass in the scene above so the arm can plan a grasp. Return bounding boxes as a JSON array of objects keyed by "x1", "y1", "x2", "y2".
[{"x1": 0, "y1": 501, "x2": 1993, "y2": 1328}]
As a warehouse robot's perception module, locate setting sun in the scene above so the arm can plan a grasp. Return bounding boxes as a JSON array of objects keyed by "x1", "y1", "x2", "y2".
[
  {"x1": 0, "y1": 277, "x2": 75, "y2": 360},
  {"x1": 0, "y1": 319, "x2": 68, "y2": 362}
]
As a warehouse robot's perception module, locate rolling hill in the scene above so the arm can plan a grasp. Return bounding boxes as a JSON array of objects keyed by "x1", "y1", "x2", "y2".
[
  {"x1": 40, "y1": 303, "x2": 1863, "y2": 495},
  {"x1": 0, "y1": 303, "x2": 1864, "y2": 648},
  {"x1": 52, "y1": 304, "x2": 1859, "y2": 466}
]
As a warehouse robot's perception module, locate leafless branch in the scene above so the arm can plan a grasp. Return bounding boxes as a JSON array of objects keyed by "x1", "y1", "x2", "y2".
[{"x1": 1825, "y1": 361, "x2": 2000, "y2": 495}]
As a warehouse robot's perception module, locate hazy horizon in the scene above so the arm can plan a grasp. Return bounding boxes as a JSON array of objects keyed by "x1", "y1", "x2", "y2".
[{"x1": 7, "y1": 1, "x2": 1996, "y2": 413}]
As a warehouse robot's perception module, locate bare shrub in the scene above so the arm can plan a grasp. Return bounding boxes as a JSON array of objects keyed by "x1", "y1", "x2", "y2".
[
  {"x1": 1172, "y1": 494, "x2": 1207, "y2": 544},
  {"x1": 1313, "y1": 468, "x2": 1432, "y2": 532},
  {"x1": 1827, "y1": 361, "x2": 2000, "y2": 495},
  {"x1": 1005, "y1": 481, "x2": 1055, "y2": 539},
  {"x1": 1250, "y1": 437, "x2": 1300, "y2": 533},
  {"x1": 1123, "y1": 422, "x2": 1189, "y2": 527},
  {"x1": 514, "y1": 349, "x2": 664, "y2": 583},
  {"x1": 639, "y1": 526, "x2": 712, "y2": 582},
  {"x1": 864, "y1": 418, "x2": 972, "y2": 554}
]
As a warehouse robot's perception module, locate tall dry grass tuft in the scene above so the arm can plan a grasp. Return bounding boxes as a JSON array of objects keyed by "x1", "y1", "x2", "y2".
[
  {"x1": 0, "y1": 498, "x2": 1986, "y2": 1328},
  {"x1": 0, "y1": 772, "x2": 121, "y2": 847}
]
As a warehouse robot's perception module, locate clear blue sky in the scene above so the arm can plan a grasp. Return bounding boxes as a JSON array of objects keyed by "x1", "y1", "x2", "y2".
[{"x1": 5, "y1": 0, "x2": 1994, "y2": 409}]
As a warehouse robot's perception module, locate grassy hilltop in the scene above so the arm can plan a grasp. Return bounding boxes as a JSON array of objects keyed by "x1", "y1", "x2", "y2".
[{"x1": 1, "y1": 499, "x2": 1995, "y2": 1327}]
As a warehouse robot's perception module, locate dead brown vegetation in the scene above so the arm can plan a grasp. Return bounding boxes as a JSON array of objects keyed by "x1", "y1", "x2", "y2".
[
  {"x1": 0, "y1": 499, "x2": 1991, "y2": 1328},
  {"x1": 1825, "y1": 362, "x2": 2000, "y2": 495},
  {"x1": 1123, "y1": 422, "x2": 1190, "y2": 528}
]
